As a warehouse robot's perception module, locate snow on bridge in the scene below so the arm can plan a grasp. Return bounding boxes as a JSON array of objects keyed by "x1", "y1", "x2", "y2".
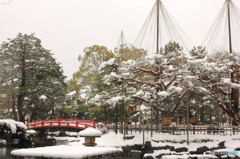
[{"x1": 26, "y1": 118, "x2": 106, "y2": 132}]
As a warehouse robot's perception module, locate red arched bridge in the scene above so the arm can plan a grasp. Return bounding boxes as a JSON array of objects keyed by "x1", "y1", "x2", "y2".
[{"x1": 26, "y1": 119, "x2": 106, "y2": 132}]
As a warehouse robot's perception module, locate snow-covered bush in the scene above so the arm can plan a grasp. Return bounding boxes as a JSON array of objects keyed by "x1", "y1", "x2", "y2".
[{"x1": 96, "y1": 123, "x2": 108, "y2": 134}]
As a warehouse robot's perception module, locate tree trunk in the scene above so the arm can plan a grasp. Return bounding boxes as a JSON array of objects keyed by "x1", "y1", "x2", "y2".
[
  {"x1": 11, "y1": 93, "x2": 18, "y2": 121},
  {"x1": 195, "y1": 93, "x2": 199, "y2": 125},
  {"x1": 155, "y1": 107, "x2": 159, "y2": 126},
  {"x1": 52, "y1": 102, "x2": 55, "y2": 117},
  {"x1": 232, "y1": 70, "x2": 239, "y2": 121},
  {"x1": 17, "y1": 44, "x2": 27, "y2": 123},
  {"x1": 17, "y1": 94, "x2": 25, "y2": 122}
]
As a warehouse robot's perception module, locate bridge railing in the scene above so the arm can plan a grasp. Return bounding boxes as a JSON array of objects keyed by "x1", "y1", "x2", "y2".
[{"x1": 26, "y1": 119, "x2": 106, "y2": 130}]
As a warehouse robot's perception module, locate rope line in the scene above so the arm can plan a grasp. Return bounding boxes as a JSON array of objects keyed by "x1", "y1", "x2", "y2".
[
  {"x1": 134, "y1": 0, "x2": 194, "y2": 57},
  {"x1": 202, "y1": 0, "x2": 240, "y2": 54}
]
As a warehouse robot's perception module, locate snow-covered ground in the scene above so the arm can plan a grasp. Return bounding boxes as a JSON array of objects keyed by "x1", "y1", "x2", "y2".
[
  {"x1": 11, "y1": 145, "x2": 121, "y2": 159},
  {"x1": 11, "y1": 130, "x2": 240, "y2": 159},
  {"x1": 66, "y1": 131, "x2": 239, "y2": 150},
  {"x1": 1, "y1": 119, "x2": 239, "y2": 158}
]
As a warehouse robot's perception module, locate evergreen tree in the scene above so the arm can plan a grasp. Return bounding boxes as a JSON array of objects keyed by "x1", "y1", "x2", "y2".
[
  {"x1": 91, "y1": 42, "x2": 191, "y2": 126},
  {"x1": 0, "y1": 33, "x2": 67, "y2": 122}
]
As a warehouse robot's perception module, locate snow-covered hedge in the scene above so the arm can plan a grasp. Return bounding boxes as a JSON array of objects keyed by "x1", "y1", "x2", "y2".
[{"x1": 0, "y1": 119, "x2": 27, "y2": 134}]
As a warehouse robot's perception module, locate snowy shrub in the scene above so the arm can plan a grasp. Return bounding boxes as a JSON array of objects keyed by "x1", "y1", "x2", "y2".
[{"x1": 96, "y1": 123, "x2": 109, "y2": 134}]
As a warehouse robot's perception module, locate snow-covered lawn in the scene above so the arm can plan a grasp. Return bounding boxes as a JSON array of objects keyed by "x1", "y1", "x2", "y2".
[
  {"x1": 66, "y1": 131, "x2": 239, "y2": 150},
  {"x1": 11, "y1": 130, "x2": 240, "y2": 159},
  {"x1": 11, "y1": 145, "x2": 121, "y2": 158}
]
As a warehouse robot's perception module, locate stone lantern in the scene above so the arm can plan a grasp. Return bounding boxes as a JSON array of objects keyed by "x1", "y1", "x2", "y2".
[{"x1": 79, "y1": 127, "x2": 102, "y2": 146}]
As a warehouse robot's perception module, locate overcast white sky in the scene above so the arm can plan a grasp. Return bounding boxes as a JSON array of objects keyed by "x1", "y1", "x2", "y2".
[{"x1": 0, "y1": 0, "x2": 240, "y2": 80}]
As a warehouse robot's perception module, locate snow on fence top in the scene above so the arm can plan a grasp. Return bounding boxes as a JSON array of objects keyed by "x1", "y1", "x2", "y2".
[{"x1": 0, "y1": 119, "x2": 27, "y2": 133}]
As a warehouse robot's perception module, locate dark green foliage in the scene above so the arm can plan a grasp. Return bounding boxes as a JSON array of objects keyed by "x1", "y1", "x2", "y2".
[
  {"x1": 0, "y1": 33, "x2": 67, "y2": 122},
  {"x1": 0, "y1": 122, "x2": 29, "y2": 147},
  {"x1": 190, "y1": 46, "x2": 207, "y2": 59}
]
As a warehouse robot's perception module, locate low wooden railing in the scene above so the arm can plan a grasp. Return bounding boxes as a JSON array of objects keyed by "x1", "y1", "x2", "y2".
[
  {"x1": 107, "y1": 124, "x2": 240, "y2": 135},
  {"x1": 26, "y1": 118, "x2": 106, "y2": 130}
]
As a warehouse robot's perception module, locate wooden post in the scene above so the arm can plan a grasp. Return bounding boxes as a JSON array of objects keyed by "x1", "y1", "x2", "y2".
[
  {"x1": 186, "y1": 90, "x2": 190, "y2": 145},
  {"x1": 195, "y1": 93, "x2": 199, "y2": 125},
  {"x1": 123, "y1": 102, "x2": 126, "y2": 140},
  {"x1": 176, "y1": 109, "x2": 179, "y2": 134},
  {"x1": 151, "y1": 104, "x2": 153, "y2": 137},
  {"x1": 141, "y1": 111, "x2": 145, "y2": 144},
  {"x1": 114, "y1": 102, "x2": 118, "y2": 134}
]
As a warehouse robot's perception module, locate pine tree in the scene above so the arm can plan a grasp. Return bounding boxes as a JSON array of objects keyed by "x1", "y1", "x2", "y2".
[{"x1": 0, "y1": 33, "x2": 67, "y2": 122}]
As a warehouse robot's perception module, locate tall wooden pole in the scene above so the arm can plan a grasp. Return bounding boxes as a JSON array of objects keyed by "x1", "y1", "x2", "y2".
[
  {"x1": 186, "y1": 91, "x2": 189, "y2": 145},
  {"x1": 227, "y1": 0, "x2": 232, "y2": 54},
  {"x1": 121, "y1": 30, "x2": 124, "y2": 62},
  {"x1": 115, "y1": 103, "x2": 118, "y2": 134},
  {"x1": 156, "y1": 0, "x2": 160, "y2": 54},
  {"x1": 227, "y1": 0, "x2": 239, "y2": 123}
]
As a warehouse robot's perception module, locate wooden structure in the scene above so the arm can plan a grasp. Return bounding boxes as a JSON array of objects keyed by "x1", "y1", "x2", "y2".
[
  {"x1": 26, "y1": 118, "x2": 107, "y2": 132},
  {"x1": 108, "y1": 124, "x2": 240, "y2": 135},
  {"x1": 161, "y1": 117, "x2": 172, "y2": 126}
]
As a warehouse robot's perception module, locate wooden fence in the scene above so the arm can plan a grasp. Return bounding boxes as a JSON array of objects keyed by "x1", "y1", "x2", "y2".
[{"x1": 107, "y1": 124, "x2": 240, "y2": 135}]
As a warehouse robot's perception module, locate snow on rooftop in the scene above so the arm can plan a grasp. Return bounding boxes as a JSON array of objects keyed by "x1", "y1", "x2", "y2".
[
  {"x1": 0, "y1": 119, "x2": 27, "y2": 134},
  {"x1": 79, "y1": 127, "x2": 102, "y2": 137}
]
